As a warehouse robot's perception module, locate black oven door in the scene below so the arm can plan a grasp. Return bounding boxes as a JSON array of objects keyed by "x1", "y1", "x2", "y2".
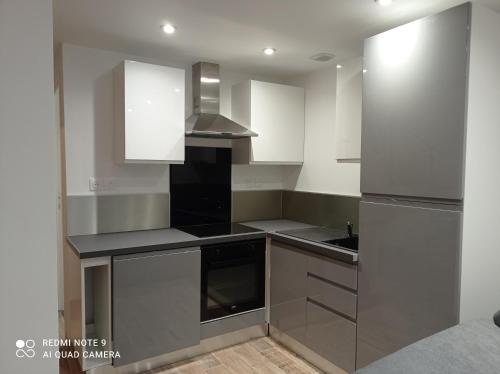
[{"x1": 201, "y1": 239, "x2": 265, "y2": 322}]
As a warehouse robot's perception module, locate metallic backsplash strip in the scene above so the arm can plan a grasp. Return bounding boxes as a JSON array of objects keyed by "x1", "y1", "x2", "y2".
[
  {"x1": 67, "y1": 193, "x2": 170, "y2": 236},
  {"x1": 282, "y1": 191, "x2": 360, "y2": 231},
  {"x1": 66, "y1": 195, "x2": 98, "y2": 236},
  {"x1": 67, "y1": 190, "x2": 359, "y2": 236},
  {"x1": 232, "y1": 190, "x2": 283, "y2": 223}
]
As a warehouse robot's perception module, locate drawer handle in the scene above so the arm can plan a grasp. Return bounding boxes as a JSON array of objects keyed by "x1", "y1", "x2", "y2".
[
  {"x1": 307, "y1": 297, "x2": 356, "y2": 323},
  {"x1": 307, "y1": 272, "x2": 357, "y2": 294}
]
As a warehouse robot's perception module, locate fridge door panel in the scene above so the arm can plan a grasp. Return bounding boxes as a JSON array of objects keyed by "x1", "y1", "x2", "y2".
[
  {"x1": 356, "y1": 201, "x2": 461, "y2": 369},
  {"x1": 361, "y1": 4, "x2": 470, "y2": 199}
]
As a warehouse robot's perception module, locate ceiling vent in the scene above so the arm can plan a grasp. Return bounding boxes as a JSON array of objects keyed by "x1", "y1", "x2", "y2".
[{"x1": 310, "y1": 53, "x2": 336, "y2": 62}]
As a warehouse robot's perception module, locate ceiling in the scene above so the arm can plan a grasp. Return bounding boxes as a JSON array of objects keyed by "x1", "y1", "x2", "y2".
[{"x1": 53, "y1": 0, "x2": 500, "y2": 78}]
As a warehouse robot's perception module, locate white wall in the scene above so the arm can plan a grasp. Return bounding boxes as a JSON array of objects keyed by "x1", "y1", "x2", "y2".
[
  {"x1": 284, "y1": 65, "x2": 361, "y2": 197},
  {"x1": 460, "y1": 4, "x2": 500, "y2": 322},
  {"x1": 0, "y1": 1, "x2": 59, "y2": 373},
  {"x1": 62, "y1": 44, "x2": 287, "y2": 196},
  {"x1": 62, "y1": 44, "x2": 172, "y2": 196},
  {"x1": 232, "y1": 164, "x2": 289, "y2": 191}
]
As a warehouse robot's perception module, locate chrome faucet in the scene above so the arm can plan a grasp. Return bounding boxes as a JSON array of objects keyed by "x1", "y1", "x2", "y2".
[{"x1": 347, "y1": 221, "x2": 354, "y2": 238}]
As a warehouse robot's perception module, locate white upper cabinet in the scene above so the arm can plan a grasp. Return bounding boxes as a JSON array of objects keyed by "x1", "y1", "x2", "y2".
[
  {"x1": 335, "y1": 57, "x2": 362, "y2": 161},
  {"x1": 232, "y1": 80, "x2": 304, "y2": 164},
  {"x1": 114, "y1": 60, "x2": 185, "y2": 163}
]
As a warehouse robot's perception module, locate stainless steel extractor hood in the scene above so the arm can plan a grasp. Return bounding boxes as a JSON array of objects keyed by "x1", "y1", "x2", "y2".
[{"x1": 185, "y1": 62, "x2": 257, "y2": 139}]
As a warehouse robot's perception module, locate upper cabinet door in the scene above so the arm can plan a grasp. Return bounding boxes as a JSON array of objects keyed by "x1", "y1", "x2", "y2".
[
  {"x1": 114, "y1": 60, "x2": 185, "y2": 163},
  {"x1": 335, "y1": 57, "x2": 363, "y2": 161},
  {"x1": 232, "y1": 80, "x2": 304, "y2": 165},
  {"x1": 361, "y1": 4, "x2": 470, "y2": 199}
]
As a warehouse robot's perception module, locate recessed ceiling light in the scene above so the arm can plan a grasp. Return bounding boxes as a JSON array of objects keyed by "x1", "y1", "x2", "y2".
[
  {"x1": 162, "y1": 24, "x2": 176, "y2": 34},
  {"x1": 263, "y1": 47, "x2": 276, "y2": 56},
  {"x1": 375, "y1": 0, "x2": 393, "y2": 6},
  {"x1": 200, "y1": 77, "x2": 220, "y2": 84},
  {"x1": 336, "y1": 64, "x2": 343, "y2": 69}
]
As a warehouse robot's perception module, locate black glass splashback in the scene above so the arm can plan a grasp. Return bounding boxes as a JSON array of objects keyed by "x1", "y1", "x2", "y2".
[{"x1": 170, "y1": 147, "x2": 231, "y2": 227}]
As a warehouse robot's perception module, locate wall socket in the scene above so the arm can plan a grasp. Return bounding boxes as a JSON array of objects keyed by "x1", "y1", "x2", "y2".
[{"x1": 89, "y1": 177, "x2": 114, "y2": 191}]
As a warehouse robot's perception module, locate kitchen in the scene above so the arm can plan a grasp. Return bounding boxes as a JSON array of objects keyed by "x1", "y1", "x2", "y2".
[{"x1": 2, "y1": 1, "x2": 500, "y2": 374}]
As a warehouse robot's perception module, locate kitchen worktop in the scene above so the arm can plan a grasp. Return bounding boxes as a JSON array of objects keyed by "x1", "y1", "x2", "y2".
[
  {"x1": 270, "y1": 227, "x2": 358, "y2": 264},
  {"x1": 277, "y1": 226, "x2": 347, "y2": 242},
  {"x1": 68, "y1": 227, "x2": 266, "y2": 259},
  {"x1": 68, "y1": 219, "x2": 357, "y2": 262},
  {"x1": 241, "y1": 219, "x2": 315, "y2": 232},
  {"x1": 242, "y1": 220, "x2": 359, "y2": 264}
]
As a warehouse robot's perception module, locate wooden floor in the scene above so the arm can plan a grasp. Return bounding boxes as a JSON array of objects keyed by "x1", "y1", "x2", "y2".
[
  {"x1": 144, "y1": 338, "x2": 324, "y2": 374},
  {"x1": 59, "y1": 313, "x2": 324, "y2": 374}
]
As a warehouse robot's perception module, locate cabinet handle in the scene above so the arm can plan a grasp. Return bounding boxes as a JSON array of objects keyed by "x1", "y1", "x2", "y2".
[
  {"x1": 307, "y1": 272, "x2": 357, "y2": 294},
  {"x1": 306, "y1": 297, "x2": 356, "y2": 323}
]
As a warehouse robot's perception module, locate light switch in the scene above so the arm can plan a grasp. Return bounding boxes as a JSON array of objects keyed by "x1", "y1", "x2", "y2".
[{"x1": 89, "y1": 177, "x2": 98, "y2": 191}]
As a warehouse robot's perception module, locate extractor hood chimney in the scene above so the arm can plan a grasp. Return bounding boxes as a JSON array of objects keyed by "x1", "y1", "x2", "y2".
[{"x1": 185, "y1": 62, "x2": 257, "y2": 139}]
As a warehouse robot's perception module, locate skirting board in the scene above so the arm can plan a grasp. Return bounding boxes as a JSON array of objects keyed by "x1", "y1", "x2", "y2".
[{"x1": 201, "y1": 308, "x2": 266, "y2": 339}]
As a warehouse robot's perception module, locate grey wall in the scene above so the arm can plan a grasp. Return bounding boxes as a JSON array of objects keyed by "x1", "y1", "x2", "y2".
[
  {"x1": 233, "y1": 190, "x2": 360, "y2": 230},
  {"x1": 283, "y1": 191, "x2": 360, "y2": 230},
  {"x1": 0, "y1": 1, "x2": 59, "y2": 373},
  {"x1": 232, "y1": 190, "x2": 283, "y2": 223}
]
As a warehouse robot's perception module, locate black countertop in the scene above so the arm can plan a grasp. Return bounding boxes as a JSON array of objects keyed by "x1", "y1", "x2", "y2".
[
  {"x1": 68, "y1": 219, "x2": 358, "y2": 263},
  {"x1": 268, "y1": 226, "x2": 358, "y2": 264},
  {"x1": 243, "y1": 220, "x2": 358, "y2": 263},
  {"x1": 277, "y1": 226, "x2": 347, "y2": 242},
  {"x1": 68, "y1": 228, "x2": 266, "y2": 259},
  {"x1": 240, "y1": 219, "x2": 315, "y2": 232}
]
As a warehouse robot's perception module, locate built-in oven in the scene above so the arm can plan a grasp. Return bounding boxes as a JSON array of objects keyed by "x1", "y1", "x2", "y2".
[{"x1": 201, "y1": 238, "x2": 266, "y2": 322}]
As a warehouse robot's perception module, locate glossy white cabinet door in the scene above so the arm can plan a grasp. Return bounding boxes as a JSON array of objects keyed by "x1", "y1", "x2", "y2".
[
  {"x1": 114, "y1": 60, "x2": 185, "y2": 163},
  {"x1": 232, "y1": 80, "x2": 304, "y2": 164}
]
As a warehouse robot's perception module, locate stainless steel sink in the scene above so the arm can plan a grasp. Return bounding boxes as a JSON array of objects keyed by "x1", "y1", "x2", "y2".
[{"x1": 323, "y1": 236, "x2": 359, "y2": 252}]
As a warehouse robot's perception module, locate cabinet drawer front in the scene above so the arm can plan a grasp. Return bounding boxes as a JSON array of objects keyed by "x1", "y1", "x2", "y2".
[
  {"x1": 270, "y1": 299, "x2": 307, "y2": 346},
  {"x1": 306, "y1": 300, "x2": 356, "y2": 373},
  {"x1": 308, "y1": 253, "x2": 357, "y2": 290},
  {"x1": 270, "y1": 242, "x2": 308, "y2": 305},
  {"x1": 307, "y1": 275, "x2": 357, "y2": 320},
  {"x1": 113, "y1": 249, "x2": 201, "y2": 366}
]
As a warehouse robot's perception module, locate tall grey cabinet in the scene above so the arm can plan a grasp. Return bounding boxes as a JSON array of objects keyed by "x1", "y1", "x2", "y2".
[
  {"x1": 113, "y1": 248, "x2": 201, "y2": 366},
  {"x1": 358, "y1": 2, "x2": 500, "y2": 369},
  {"x1": 361, "y1": 3, "x2": 468, "y2": 200}
]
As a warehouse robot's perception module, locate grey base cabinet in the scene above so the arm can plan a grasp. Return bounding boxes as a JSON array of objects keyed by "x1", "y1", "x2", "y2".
[
  {"x1": 306, "y1": 300, "x2": 356, "y2": 373},
  {"x1": 269, "y1": 242, "x2": 308, "y2": 345},
  {"x1": 113, "y1": 248, "x2": 201, "y2": 366},
  {"x1": 270, "y1": 240, "x2": 358, "y2": 372},
  {"x1": 356, "y1": 201, "x2": 461, "y2": 368}
]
